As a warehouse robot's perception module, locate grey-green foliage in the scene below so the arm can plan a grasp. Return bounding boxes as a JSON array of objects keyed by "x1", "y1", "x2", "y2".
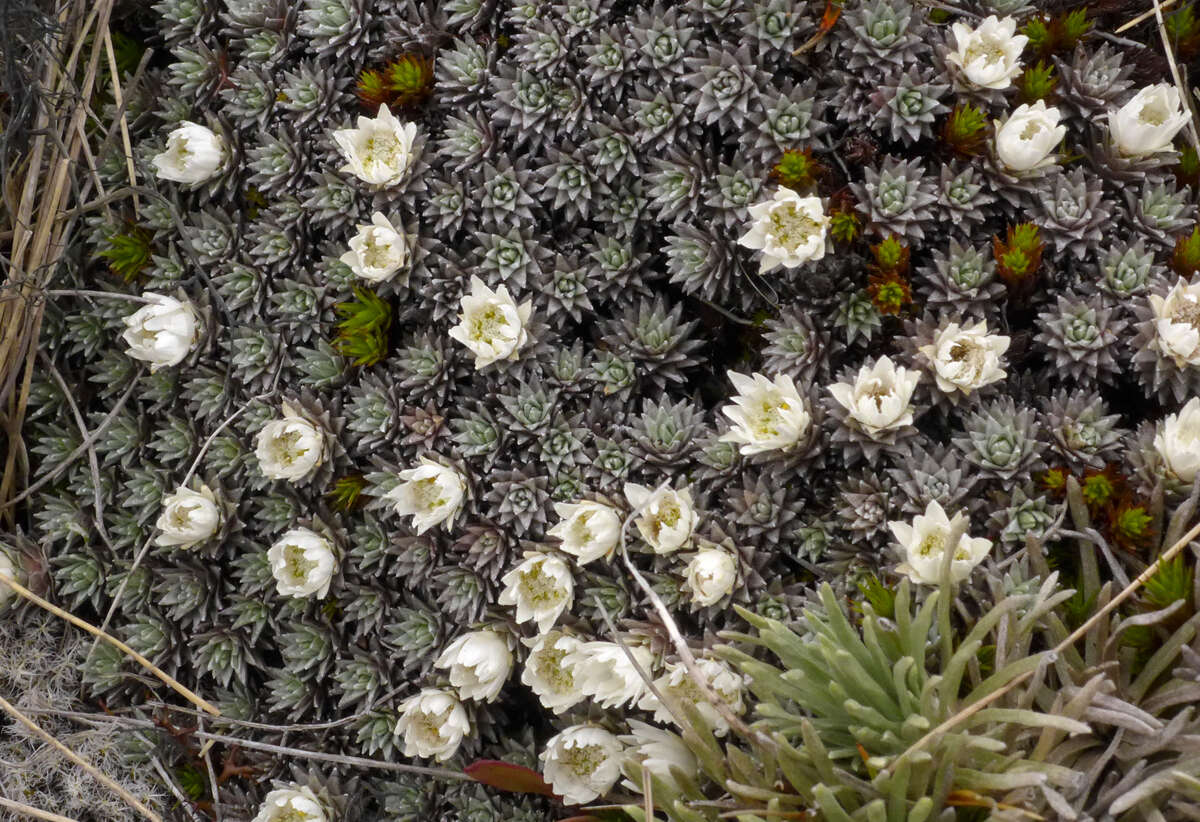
[{"x1": 625, "y1": 578, "x2": 1086, "y2": 821}]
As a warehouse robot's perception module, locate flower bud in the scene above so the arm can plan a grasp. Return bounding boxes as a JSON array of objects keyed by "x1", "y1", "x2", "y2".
[
  {"x1": 385, "y1": 457, "x2": 467, "y2": 534},
  {"x1": 547, "y1": 501, "x2": 621, "y2": 565},
  {"x1": 121, "y1": 293, "x2": 198, "y2": 372},
  {"x1": 994, "y1": 101, "x2": 1066, "y2": 172},
  {"x1": 154, "y1": 484, "x2": 221, "y2": 549},
  {"x1": 267, "y1": 528, "x2": 337, "y2": 599},
  {"x1": 685, "y1": 549, "x2": 737, "y2": 607},
  {"x1": 254, "y1": 404, "x2": 327, "y2": 483},
  {"x1": 152, "y1": 122, "x2": 226, "y2": 184},
  {"x1": 340, "y1": 212, "x2": 411, "y2": 283},
  {"x1": 395, "y1": 688, "x2": 470, "y2": 761},
  {"x1": 332, "y1": 104, "x2": 418, "y2": 186},
  {"x1": 435, "y1": 630, "x2": 513, "y2": 703},
  {"x1": 447, "y1": 276, "x2": 533, "y2": 369},
  {"x1": 540, "y1": 725, "x2": 624, "y2": 805},
  {"x1": 251, "y1": 785, "x2": 327, "y2": 822},
  {"x1": 1110, "y1": 84, "x2": 1191, "y2": 157}
]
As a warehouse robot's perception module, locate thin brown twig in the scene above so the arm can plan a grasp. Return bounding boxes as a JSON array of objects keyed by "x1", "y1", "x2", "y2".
[
  {"x1": 29, "y1": 708, "x2": 474, "y2": 781},
  {"x1": 0, "y1": 574, "x2": 221, "y2": 717},
  {"x1": 0, "y1": 796, "x2": 81, "y2": 822},
  {"x1": 102, "y1": 26, "x2": 139, "y2": 212},
  {"x1": 1117, "y1": 0, "x2": 1178, "y2": 33},
  {"x1": 0, "y1": 693, "x2": 161, "y2": 822},
  {"x1": 149, "y1": 757, "x2": 203, "y2": 822}
]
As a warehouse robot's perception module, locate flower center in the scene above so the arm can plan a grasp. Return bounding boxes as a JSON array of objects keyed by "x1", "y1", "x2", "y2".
[
  {"x1": 917, "y1": 531, "x2": 945, "y2": 558},
  {"x1": 284, "y1": 544, "x2": 318, "y2": 580},
  {"x1": 1019, "y1": 120, "x2": 1044, "y2": 141},
  {"x1": 520, "y1": 562, "x2": 566, "y2": 606},
  {"x1": 410, "y1": 476, "x2": 447, "y2": 513},
  {"x1": 274, "y1": 430, "x2": 310, "y2": 466},
  {"x1": 364, "y1": 132, "x2": 404, "y2": 171},
  {"x1": 964, "y1": 35, "x2": 1007, "y2": 67},
  {"x1": 413, "y1": 705, "x2": 453, "y2": 746},
  {"x1": 861, "y1": 378, "x2": 894, "y2": 410},
  {"x1": 363, "y1": 230, "x2": 400, "y2": 269},
  {"x1": 469, "y1": 304, "x2": 512, "y2": 344},
  {"x1": 768, "y1": 203, "x2": 821, "y2": 252},
  {"x1": 567, "y1": 512, "x2": 595, "y2": 546},
  {"x1": 276, "y1": 809, "x2": 315, "y2": 822},
  {"x1": 170, "y1": 502, "x2": 202, "y2": 530},
  {"x1": 535, "y1": 646, "x2": 576, "y2": 692},
  {"x1": 560, "y1": 742, "x2": 606, "y2": 778},
  {"x1": 1170, "y1": 298, "x2": 1200, "y2": 330},
  {"x1": 1138, "y1": 100, "x2": 1169, "y2": 126}
]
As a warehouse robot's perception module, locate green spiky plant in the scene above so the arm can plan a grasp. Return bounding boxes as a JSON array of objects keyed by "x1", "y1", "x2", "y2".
[
  {"x1": 333, "y1": 287, "x2": 392, "y2": 367},
  {"x1": 97, "y1": 226, "x2": 154, "y2": 282},
  {"x1": 941, "y1": 103, "x2": 987, "y2": 157}
]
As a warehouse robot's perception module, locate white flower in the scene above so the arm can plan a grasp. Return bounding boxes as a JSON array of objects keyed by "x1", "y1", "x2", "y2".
[
  {"x1": 623, "y1": 483, "x2": 698, "y2": 554},
  {"x1": 521, "y1": 631, "x2": 587, "y2": 714},
  {"x1": 547, "y1": 501, "x2": 622, "y2": 565},
  {"x1": 340, "y1": 212, "x2": 411, "y2": 283},
  {"x1": 154, "y1": 484, "x2": 221, "y2": 549},
  {"x1": 395, "y1": 688, "x2": 470, "y2": 761},
  {"x1": 1150, "y1": 279, "x2": 1200, "y2": 367},
  {"x1": 0, "y1": 546, "x2": 19, "y2": 608},
  {"x1": 621, "y1": 720, "x2": 697, "y2": 795},
  {"x1": 254, "y1": 403, "x2": 327, "y2": 483},
  {"x1": 947, "y1": 15, "x2": 1027, "y2": 90},
  {"x1": 994, "y1": 101, "x2": 1067, "y2": 172},
  {"x1": 719, "y1": 371, "x2": 811, "y2": 455},
  {"x1": 541, "y1": 725, "x2": 625, "y2": 805},
  {"x1": 917, "y1": 320, "x2": 1010, "y2": 395},
  {"x1": 738, "y1": 187, "x2": 830, "y2": 273},
  {"x1": 685, "y1": 549, "x2": 738, "y2": 607},
  {"x1": 121, "y1": 293, "x2": 198, "y2": 372},
  {"x1": 332, "y1": 104, "x2": 418, "y2": 186},
  {"x1": 638, "y1": 658, "x2": 745, "y2": 737},
  {"x1": 267, "y1": 528, "x2": 337, "y2": 599},
  {"x1": 564, "y1": 641, "x2": 654, "y2": 709},
  {"x1": 152, "y1": 121, "x2": 226, "y2": 184},
  {"x1": 828, "y1": 356, "x2": 921, "y2": 438},
  {"x1": 498, "y1": 552, "x2": 573, "y2": 633},
  {"x1": 447, "y1": 276, "x2": 533, "y2": 369},
  {"x1": 251, "y1": 785, "x2": 327, "y2": 822},
  {"x1": 888, "y1": 500, "x2": 993, "y2": 586},
  {"x1": 435, "y1": 630, "x2": 513, "y2": 703},
  {"x1": 384, "y1": 457, "x2": 467, "y2": 535},
  {"x1": 1155, "y1": 398, "x2": 1200, "y2": 482},
  {"x1": 1110, "y1": 84, "x2": 1191, "y2": 157}
]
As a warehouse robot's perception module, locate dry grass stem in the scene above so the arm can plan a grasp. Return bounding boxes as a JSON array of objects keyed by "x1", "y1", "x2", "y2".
[
  {"x1": 0, "y1": 693, "x2": 161, "y2": 822},
  {"x1": 1116, "y1": 0, "x2": 1178, "y2": 33},
  {"x1": 0, "y1": 574, "x2": 221, "y2": 717},
  {"x1": 0, "y1": 796, "x2": 81, "y2": 822}
]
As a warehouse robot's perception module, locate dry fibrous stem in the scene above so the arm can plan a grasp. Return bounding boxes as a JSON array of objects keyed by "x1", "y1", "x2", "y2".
[
  {"x1": 0, "y1": 574, "x2": 221, "y2": 717},
  {"x1": 0, "y1": 693, "x2": 161, "y2": 822}
]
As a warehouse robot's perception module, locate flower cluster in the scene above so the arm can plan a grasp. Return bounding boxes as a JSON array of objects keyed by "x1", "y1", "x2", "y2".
[{"x1": 26, "y1": 0, "x2": 1200, "y2": 817}]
